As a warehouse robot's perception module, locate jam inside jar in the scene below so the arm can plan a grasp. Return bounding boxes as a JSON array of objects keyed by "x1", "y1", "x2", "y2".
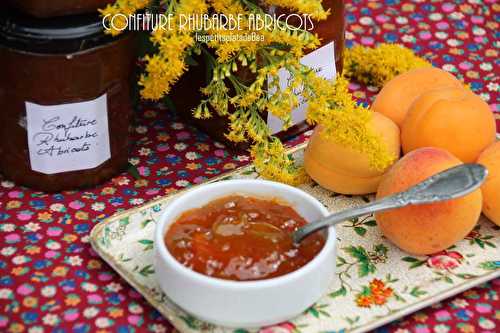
[
  {"x1": 0, "y1": 9, "x2": 137, "y2": 192},
  {"x1": 165, "y1": 195, "x2": 326, "y2": 281}
]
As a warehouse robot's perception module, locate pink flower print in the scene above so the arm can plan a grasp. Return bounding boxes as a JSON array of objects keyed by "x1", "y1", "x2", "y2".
[
  {"x1": 427, "y1": 251, "x2": 463, "y2": 270},
  {"x1": 434, "y1": 309, "x2": 452, "y2": 322},
  {"x1": 259, "y1": 322, "x2": 296, "y2": 333},
  {"x1": 176, "y1": 131, "x2": 191, "y2": 140}
]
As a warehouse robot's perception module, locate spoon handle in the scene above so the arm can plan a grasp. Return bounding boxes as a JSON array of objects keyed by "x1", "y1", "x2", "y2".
[
  {"x1": 292, "y1": 164, "x2": 487, "y2": 243},
  {"x1": 292, "y1": 196, "x2": 400, "y2": 243}
]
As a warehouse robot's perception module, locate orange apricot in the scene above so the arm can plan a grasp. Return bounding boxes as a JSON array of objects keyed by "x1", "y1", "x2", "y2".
[
  {"x1": 375, "y1": 147, "x2": 482, "y2": 255},
  {"x1": 372, "y1": 67, "x2": 462, "y2": 127},
  {"x1": 304, "y1": 112, "x2": 400, "y2": 195},
  {"x1": 401, "y1": 87, "x2": 496, "y2": 163},
  {"x1": 477, "y1": 141, "x2": 500, "y2": 226}
]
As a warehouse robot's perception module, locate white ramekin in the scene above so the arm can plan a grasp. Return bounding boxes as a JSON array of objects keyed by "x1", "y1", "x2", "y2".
[{"x1": 154, "y1": 179, "x2": 336, "y2": 328}]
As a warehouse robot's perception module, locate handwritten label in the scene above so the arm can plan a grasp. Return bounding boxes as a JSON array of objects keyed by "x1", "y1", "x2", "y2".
[
  {"x1": 26, "y1": 94, "x2": 111, "y2": 174},
  {"x1": 267, "y1": 41, "x2": 336, "y2": 134}
]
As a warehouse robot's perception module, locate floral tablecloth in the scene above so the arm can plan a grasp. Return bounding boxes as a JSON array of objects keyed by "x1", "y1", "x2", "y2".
[{"x1": 1, "y1": 0, "x2": 499, "y2": 332}]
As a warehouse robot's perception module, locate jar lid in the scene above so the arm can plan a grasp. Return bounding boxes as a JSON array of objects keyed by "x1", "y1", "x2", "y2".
[{"x1": 0, "y1": 7, "x2": 116, "y2": 54}]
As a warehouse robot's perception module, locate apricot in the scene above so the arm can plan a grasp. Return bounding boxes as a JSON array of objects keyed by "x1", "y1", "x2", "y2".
[
  {"x1": 401, "y1": 87, "x2": 496, "y2": 163},
  {"x1": 375, "y1": 147, "x2": 482, "y2": 255},
  {"x1": 372, "y1": 67, "x2": 462, "y2": 126},
  {"x1": 477, "y1": 142, "x2": 500, "y2": 226},
  {"x1": 304, "y1": 112, "x2": 400, "y2": 195}
]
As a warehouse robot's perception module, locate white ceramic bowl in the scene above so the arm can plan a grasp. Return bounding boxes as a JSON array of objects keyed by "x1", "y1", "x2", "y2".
[{"x1": 154, "y1": 179, "x2": 336, "y2": 328}]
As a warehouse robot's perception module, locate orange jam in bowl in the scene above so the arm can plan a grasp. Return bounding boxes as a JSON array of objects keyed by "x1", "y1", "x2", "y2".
[
  {"x1": 164, "y1": 195, "x2": 326, "y2": 281},
  {"x1": 154, "y1": 179, "x2": 336, "y2": 327}
]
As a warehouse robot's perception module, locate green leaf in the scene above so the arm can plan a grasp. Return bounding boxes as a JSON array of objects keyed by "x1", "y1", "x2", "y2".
[
  {"x1": 345, "y1": 315, "x2": 360, "y2": 325},
  {"x1": 410, "y1": 261, "x2": 426, "y2": 269},
  {"x1": 402, "y1": 256, "x2": 419, "y2": 262},
  {"x1": 374, "y1": 244, "x2": 388, "y2": 256},
  {"x1": 394, "y1": 292, "x2": 406, "y2": 303},
  {"x1": 320, "y1": 310, "x2": 331, "y2": 317},
  {"x1": 344, "y1": 246, "x2": 369, "y2": 262},
  {"x1": 456, "y1": 273, "x2": 477, "y2": 279},
  {"x1": 127, "y1": 163, "x2": 141, "y2": 180},
  {"x1": 359, "y1": 261, "x2": 376, "y2": 277},
  {"x1": 306, "y1": 304, "x2": 330, "y2": 318},
  {"x1": 344, "y1": 246, "x2": 376, "y2": 277},
  {"x1": 139, "y1": 264, "x2": 155, "y2": 277},
  {"x1": 444, "y1": 275, "x2": 454, "y2": 284},
  {"x1": 185, "y1": 55, "x2": 199, "y2": 66},
  {"x1": 141, "y1": 219, "x2": 154, "y2": 228},
  {"x1": 402, "y1": 256, "x2": 426, "y2": 268},
  {"x1": 329, "y1": 285, "x2": 347, "y2": 298},
  {"x1": 479, "y1": 261, "x2": 500, "y2": 270},
  {"x1": 354, "y1": 227, "x2": 367, "y2": 236},
  {"x1": 119, "y1": 217, "x2": 130, "y2": 227},
  {"x1": 233, "y1": 330, "x2": 250, "y2": 333},
  {"x1": 179, "y1": 315, "x2": 200, "y2": 329},
  {"x1": 337, "y1": 256, "x2": 347, "y2": 266},
  {"x1": 138, "y1": 239, "x2": 154, "y2": 251},
  {"x1": 474, "y1": 238, "x2": 485, "y2": 248},
  {"x1": 409, "y1": 287, "x2": 427, "y2": 297},
  {"x1": 363, "y1": 220, "x2": 377, "y2": 226},
  {"x1": 307, "y1": 307, "x2": 319, "y2": 318},
  {"x1": 385, "y1": 273, "x2": 398, "y2": 283},
  {"x1": 118, "y1": 253, "x2": 132, "y2": 262}
]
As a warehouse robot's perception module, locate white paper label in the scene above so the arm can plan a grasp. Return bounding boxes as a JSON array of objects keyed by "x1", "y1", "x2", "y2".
[
  {"x1": 26, "y1": 94, "x2": 111, "y2": 175},
  {"x1": 267, "y1": 41, "x2": 336, "y2": 134}
]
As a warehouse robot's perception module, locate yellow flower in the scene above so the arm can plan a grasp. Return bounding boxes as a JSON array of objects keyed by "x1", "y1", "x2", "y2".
[
  {"x1": 223, "y1": 163, "x2": 237, "y2": 170},
  {"x1": 251, "y1": 138, "x2": 308, "y2": 185},
  {"x1": 134, "y1": 179, "x2": 149, "y2": 187},
  {"x1": 52, "y1": 266, "x2": 69, "y2": 277},
  {"x1": 413, "y1": 312, "x2": 428, "y2": 322},
  {"x1": 108, "y1": 307, "x2": 124, "y2": 318},
  {"x1": 63, "y1": 234, "x2": 78, "y2": 243},
  {"x1": 22, "y1": 296, "x2": 38, "y2": 308},
  {"x1": 75, "y1": 211, "x2": 89, "y2": 220},
  {"x1": 87, "y1": 259, "x2": 103, "y2": 270},
  {"x1": 65, "y1": 295, "x2": 81, "y2": 306},
  {"x1": 306, "y1": 75, "x2": 396, "y2": 171},
  {"x1": 26, "y1": 246, "x2": 40, "y2": 255},
  {"x1": 186, "y1": 163, "x2": 199, "y2": 170},
  {"x1": 11, "y1": 267, "x2": 26, "y2": 276},
  {"x1": 6, "y1": 200, "x2": 22, "y2": 209},
  {"x1": 104, "y1": 0, "x2": 427, "y2": 185},
  {"x1": 8, "y1": 323, "x2": 24, "y2": 333},
  {"x1": 157, "y1": 133, "x2": 170, "y2": 142},
  {"x1": 101, "y1": 186, "x2": 116, "y2": 195},
  {"x1": 38, "y1": 211, "x2": 52, "y2": 221},
  {"x1": 344, "y1": 43, "x2": 431, "y2": 87}
]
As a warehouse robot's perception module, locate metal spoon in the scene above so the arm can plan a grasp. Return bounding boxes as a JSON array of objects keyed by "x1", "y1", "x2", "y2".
[{"x1": 292, "y1": 163, "x2": 488, "y2": 244}]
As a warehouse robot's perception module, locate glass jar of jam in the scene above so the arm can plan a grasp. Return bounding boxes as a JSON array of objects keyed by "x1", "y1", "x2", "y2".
[
  {"x1": 6, "y1": 0, "x2": 115, "y2": 18},
  {"x1": 169, "y1": 0, "x2": 345, "y2": 150},
  {"x1": 0, "y1": 9, "x2": 137, "y2": 192}
]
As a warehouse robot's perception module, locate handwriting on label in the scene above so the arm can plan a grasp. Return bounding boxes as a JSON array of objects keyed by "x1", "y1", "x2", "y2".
[
  {"x1": 26, "y1": 94, "x2": 111, "y2": 174},
  {"x1": 33, "y1": 117, "x2": 98, "y2": 156}
]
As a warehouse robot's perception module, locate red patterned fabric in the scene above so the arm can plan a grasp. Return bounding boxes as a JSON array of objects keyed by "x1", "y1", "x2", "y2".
[{"x1": 0, "y1": 0, "x2": 498, "y2": 332}]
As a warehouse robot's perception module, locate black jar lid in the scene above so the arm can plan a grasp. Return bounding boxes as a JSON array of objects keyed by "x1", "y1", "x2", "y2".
[{"x1": 0, "y1": 7, "x2": 118, "y2": 54}]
